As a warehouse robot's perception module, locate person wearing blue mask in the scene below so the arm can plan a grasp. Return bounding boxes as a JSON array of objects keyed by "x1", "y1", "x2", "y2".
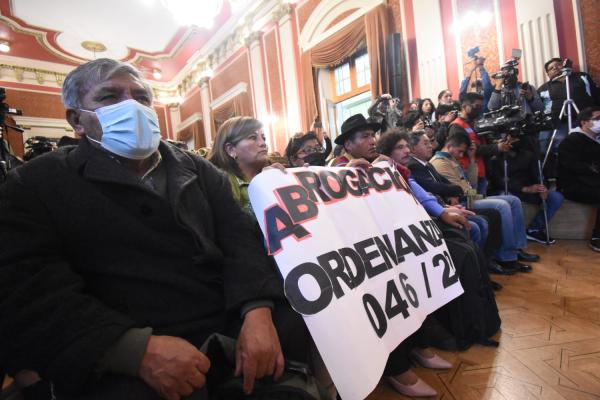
[{"x1": 0, "y1": 58, "x2": 312, "y2": 399}]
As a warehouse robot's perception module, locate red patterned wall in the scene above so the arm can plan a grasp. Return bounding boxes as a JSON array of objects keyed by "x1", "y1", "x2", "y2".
[
  {"x1": 581, "y1": 0, "x2": 600, "y2": 83},
  {"x1": 179, "y1": 87, "x2": 202, "y2": 121},
  {"x1": 5, "y1": 88, "x2": 65, "y2": 119},
  {"x1": 296, "y1": 0, "x2": 321, "y2": 33},
  {"x1": 153, "y1": 105, "x2": 169, "y2": 140},
  {"x1": 456, "y1": 0, "x2": 501, "y2": 80},
  {"x1": 210, "y1": 52, "x2": 252, "y2": 108}
]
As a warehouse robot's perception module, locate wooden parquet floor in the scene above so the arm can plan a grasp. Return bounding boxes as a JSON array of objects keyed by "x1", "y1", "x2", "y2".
[{"x1": 367, "y1": 240, "x2": 600, "y2": 400}]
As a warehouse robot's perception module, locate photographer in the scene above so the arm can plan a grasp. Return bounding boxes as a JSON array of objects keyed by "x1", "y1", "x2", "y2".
[
  {"x1": 538, "y1": 58, "x2": 600, "y2": 165},
  {"x1": 367, "y1": 93, "x2": 403, "y2": 132},
  {"x1": 488, "y1": 61, "x2": 543, "y2": 115},
  {"x1": 460, "y1": 56, "x2": 493, "y2": 112}
]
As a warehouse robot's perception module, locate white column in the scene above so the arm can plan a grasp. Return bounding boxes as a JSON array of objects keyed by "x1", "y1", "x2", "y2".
[
  {"x1": 246, "y1": 32, "x2": 273, "y2": 150},
  {"x1": 199, "y1": 77, "x2": 213, "y2": 147},
  {"x1": 276, "y1": 4, "x2": 302, "y2": 137}
]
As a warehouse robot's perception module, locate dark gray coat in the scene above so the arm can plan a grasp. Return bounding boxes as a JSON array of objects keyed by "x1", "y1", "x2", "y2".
[{"x1": 0, "y1": 139, "x2": 282, "y2": 393}]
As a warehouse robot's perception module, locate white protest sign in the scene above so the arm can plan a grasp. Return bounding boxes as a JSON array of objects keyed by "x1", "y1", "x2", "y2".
[{"x1": 249, "y1": 164, "x2": 463, "y2": 400}]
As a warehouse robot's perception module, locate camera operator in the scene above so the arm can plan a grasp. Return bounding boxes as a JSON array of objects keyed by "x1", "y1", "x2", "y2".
[
  {"x1": 488, "y1": 60, "x2": 543, "y2": 116},
  {"x1": 460, "y1": 55, "x2": 493, "y2": 113},
  {"x1": 367, "y1": 93, "x2": 403, "y2": 132},
  {"x1": 449, "y1": 92, "x2": 514, "y2": 195},
  {"x1": 538, "y1": 58, "x2": 600, "y2": 174}
]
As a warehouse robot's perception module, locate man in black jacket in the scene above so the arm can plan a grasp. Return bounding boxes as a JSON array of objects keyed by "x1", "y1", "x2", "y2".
[
  {"x1": 558, "y1": 106, "x2": 600, "y2": 251},
  {"x1": 539, "y1": 58, "x2": 600, "y2": 176},
  {"x1": 0, "y1": 59, "x2": 308, "y2": 399},
  {"x1": 406, "y1": 131, "x2": 507, "y2": 276}
]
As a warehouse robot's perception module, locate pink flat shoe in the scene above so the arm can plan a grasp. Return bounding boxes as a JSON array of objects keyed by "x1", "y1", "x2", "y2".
[
  {"x1": 410, "y1": 349, "x2": 453, "y2": 369},
  {"x1": 386, "y1": 376, "x2": 437, "y2": 397}
]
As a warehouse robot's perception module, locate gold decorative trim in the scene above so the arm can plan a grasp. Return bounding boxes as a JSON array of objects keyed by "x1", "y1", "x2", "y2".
[
  {"x1": 0, "y1": 64, "x2": 67, "y2": 86},
  {"x1": 81, "y1": 41, "x2": 107, "y2": 53}
]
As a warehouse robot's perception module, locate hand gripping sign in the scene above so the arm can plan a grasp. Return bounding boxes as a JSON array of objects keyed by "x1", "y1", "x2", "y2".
[{"x1": 249, "y1": 163, "x2": 463, "y2": 400}]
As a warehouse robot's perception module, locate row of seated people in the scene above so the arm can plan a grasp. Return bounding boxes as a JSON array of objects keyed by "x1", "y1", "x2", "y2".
[
  {"x1": 2, "y1": 57, "x2": 597, "y2": 400},
  {"x1": 400, "y1": 93, "x2": 600, "y2": 252},
  {"x1": 209, "y1": 114, "x2": 502, "y2": 398},
  {"x1": 1, "y1": 58, "x2": 500, "y2": 400}
]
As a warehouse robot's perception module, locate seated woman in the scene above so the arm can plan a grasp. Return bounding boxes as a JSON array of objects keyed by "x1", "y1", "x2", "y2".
[
  {"x1": 285, "y1": 131, "x2": 332, "y2": 167},
  {"x1": 418, "y1": 98, "x2": 436, "y2": 126},
  {"x1": 208, "y1": 116, "x2": 281, "y2": 213}
]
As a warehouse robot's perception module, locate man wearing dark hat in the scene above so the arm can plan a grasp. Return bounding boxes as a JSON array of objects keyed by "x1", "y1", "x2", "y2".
[{"x1": 329, "y1": 114, "x2": 384, "y2": 167}]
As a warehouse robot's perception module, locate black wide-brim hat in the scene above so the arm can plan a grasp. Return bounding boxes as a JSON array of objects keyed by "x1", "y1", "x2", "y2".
[{"x1": 334, "y1": 114, "x2": 382, "y2": 145}]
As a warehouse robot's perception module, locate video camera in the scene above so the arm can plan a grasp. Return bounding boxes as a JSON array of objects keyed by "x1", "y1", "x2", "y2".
[
  {"x1": 474, "y1": 105, "x2": 553, "y2": 138},
  {"x1": 491, "y1": 49, "x2": 522, "y2": 86}
]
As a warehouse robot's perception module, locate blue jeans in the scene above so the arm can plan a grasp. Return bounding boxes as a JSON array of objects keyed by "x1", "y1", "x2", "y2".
[
  {"x1": 539, "y1": 121, "x2": 569, "y2": 155},
  {"x1": 472, "y1": 194, "x2": 527, "y2": 261},
  {"x1": 476, "y1": 177, "x2": 488, "y2": 196},
  {"x1": 467, "y1": 214, "x2": 488, "y2": 249},
  {"x1": 525, "y1": 191, "x2": 565, "y2": 231}
]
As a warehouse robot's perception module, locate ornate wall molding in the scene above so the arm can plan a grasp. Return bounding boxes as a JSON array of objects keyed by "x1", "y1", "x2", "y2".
[{"x1": 210, "y1": 82, "x2": 247, "y2": 109}]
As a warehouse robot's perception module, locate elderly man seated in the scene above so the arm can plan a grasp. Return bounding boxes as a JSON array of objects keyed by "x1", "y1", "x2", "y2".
[{"x1": 0, "y1": 58, "x2": 310, "y2": 400}]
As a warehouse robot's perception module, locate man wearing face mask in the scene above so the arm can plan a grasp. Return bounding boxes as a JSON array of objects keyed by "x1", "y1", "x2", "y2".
[
  {"x1": 558, "y1": 106, "x2": 600, "y2": 252},
  {"x1": 448, "y1": 93, "x2": 514, "y2": 196},
  {"x1": 0, "y1": 59, "x2": 309, "y2": 399}
]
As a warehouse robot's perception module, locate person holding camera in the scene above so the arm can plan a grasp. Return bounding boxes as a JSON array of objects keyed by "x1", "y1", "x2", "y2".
[
  {"x1": 367, "y1": 93, "x2": 403, "y2": 132},
  {"x1": 538, "y1": 58, "x2": 600, "y2": 175},
  {"x1": 449, "y1": 93, "x2": 514, "y2": 195},
  {"x1": 488, "y1": 61, "x2": 543, "y2": 116},
  {"x1": 460, "y1": 56, "x2": 493, "y2": 112}
]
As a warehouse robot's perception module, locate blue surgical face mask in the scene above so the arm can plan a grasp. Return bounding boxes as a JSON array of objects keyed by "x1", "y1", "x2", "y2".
[{"x1": 81, "y1": 99, "x2": 161, "y2": 160}]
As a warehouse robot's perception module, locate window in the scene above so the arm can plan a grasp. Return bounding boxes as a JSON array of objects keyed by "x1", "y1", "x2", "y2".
[
  {"x1": 326, "y1": 51, "x2": 372, "y2": 139},
  {"x1": 355, "y1": 53, "x2": 371, "y2": 87},
  {"x1": 334, "y1": 91, "x2": 372, "y2": 135},
  {"x1": 334, "y1": 63, "x2": 351, "y2": 96}
]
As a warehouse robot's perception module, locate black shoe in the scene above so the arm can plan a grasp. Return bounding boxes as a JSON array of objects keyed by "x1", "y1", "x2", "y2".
[
  {"x1": 498, "y1": 260, "x2": 532, "y2": 273},
  {"x1": 488, "y1": 260, "x2": 517, "y2": 275},
  {"x1": 590, "y1": 238, "x2": 600, "y2": 252},
  {"x1": 490, "y1": 280, "x2": 503, "y2": 291},
  {"x1": 527, "y1": 230, "x2": 556, "y2": 245},
  {"x1": 518, "y1": 249, "x2": 540, "y2": 262}
]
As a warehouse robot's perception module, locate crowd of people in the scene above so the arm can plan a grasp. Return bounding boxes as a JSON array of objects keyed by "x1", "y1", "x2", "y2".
[{"x1": 0, "y1": 54, "x2": 599, "y2": 400}]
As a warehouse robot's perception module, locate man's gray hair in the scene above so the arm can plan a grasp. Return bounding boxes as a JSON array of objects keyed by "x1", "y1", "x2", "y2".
[
  {"x1": 408, "y1": 130, "x2": 426, "y2": 148},
  {"x1": 62, "y1": 58, "x2": 153, "y2": 109}
]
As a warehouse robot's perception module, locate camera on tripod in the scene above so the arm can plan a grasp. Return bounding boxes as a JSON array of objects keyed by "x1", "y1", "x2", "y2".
[{"x1": 474, "y1": 105, "x2": 553, "y2": 138}]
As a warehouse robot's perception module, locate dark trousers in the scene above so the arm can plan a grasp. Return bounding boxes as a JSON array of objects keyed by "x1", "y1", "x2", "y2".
[
  {"x1": 43, "y1": 300, "x2": 310, "y2": 400},
  {"x1": 473, "y1": 208, "x2": 502, "y2": 258},
  {"x1": 561, "y1": 185, "x2": 600, "y2": 238}
]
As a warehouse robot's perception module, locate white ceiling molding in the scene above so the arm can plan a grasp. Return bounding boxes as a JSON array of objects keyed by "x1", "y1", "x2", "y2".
[
  {"x1": 298, "y1": 0, "x2": 384, "y2": 52},
  {"x1": 176, "y1": 112, "x2": 203, "y2": 132},
  {"x1": 154, "y1": 0, "x2": 278, "y2": 91},
  {"x1": 210, "y1": 82, "x2": 247, "y2": 109}
]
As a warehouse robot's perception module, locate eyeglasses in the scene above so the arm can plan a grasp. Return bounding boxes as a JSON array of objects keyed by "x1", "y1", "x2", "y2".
[{"x1": 299, "y1": 145, "x2": 324, "y2": 155}]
